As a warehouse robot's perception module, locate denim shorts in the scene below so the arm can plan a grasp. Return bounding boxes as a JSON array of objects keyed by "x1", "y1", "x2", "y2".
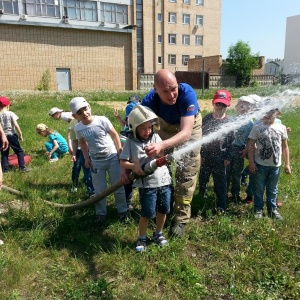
[{"x1": 139, "y1": 185, "x2": 171, "y2": 219}]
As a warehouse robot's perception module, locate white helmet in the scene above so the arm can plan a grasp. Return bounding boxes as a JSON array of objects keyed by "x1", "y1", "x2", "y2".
[{"x1": 127, "y1": 105, "x2": 159, "y2": 138}]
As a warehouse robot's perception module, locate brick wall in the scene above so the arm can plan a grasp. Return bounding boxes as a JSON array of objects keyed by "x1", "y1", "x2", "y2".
[{"x1": 0, "y1": 24, "x2": 136, "y2": 91}]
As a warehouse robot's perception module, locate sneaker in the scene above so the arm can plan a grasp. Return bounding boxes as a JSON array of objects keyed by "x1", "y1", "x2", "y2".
[
  {"x1": 216, "y1": 207, "x2": 225, "y2": 215},
  {"x1": 49, "y1": 157, "x2": 59, "y2": 163},
  {"x1": 244, "y1": 195, "x2": 254, "y2": 204},
  {"x1": 20, "y1": 167, "x2": 30, "y2": 172},
  {"x1": 135, "y1": 238, "x2": 147, "y2": 253},
  {"x1": 254, "y1": 210, "x2": 263, "y2": 219},
  {"x1": 119, "y1": 211, "x2": 131, "y2": 223},
  {"x1": 95, "y1": 215, "x2": 106, "y2": 226},
  {"x1": 152, "y1": 232, "x2": 168, "y2": 247},
  {"x1": 269, "y1": 209, "x2": 283, "y2": 220},
  {"x1": 169, "y1": 222, "x2": 185, "y2": 238},
  {"x1": 276, "y1": 198, "x2": 283, "y2": 208}
]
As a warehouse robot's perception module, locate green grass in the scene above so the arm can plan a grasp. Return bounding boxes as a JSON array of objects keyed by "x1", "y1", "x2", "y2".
[{"x1": 0, "y1": 89, "x2": 300, "y2": 299}]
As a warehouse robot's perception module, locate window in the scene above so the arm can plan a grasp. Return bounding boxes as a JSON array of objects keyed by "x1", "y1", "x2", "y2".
[
  {"x1": 182, "y1": 14, "x2": 190, "y2": 25},
  {"x1": 168, "y1": 34, "x2": 176, "y2": 44},
  {"x1": 158, "y1": 35, "x2": 162, "y2": 43},
  {"x1": 196, "y1": 15, "x2": 203, "y2": 26},
  {"x1": 182, "y1": 35, "x2": 190, "y2": 45},
  {"x1": 196, "y1": 0, "x2": 204, "y2": 5},
  {"x1": 195, "y1": 35, "x2": 203, "y2": 46},
  {"x1": 183, "y1": 0, "x2": 191, "y2": 4},
  {"x1": 169, "y1": 0, "x2": 176, "y2": 2},
  {"x1": 22, "y1": 0, "x2": 60, "y2": 17},
  {"x1": 158, "y1": 56, "x2": 162, "y2": 64},
  {"x1": 168, "y1": 12, "x2": 176, "y2": 23},
  {"x1": 182, "y1": 55, "x2": 190, "y2": 65},
  {"x1": 0, "y1": 0, "x2": 19, "y2": 14},
  {"x1": 157, "y1": 13, "x2": 161, "y2": 22},
  {"x1": 168, "y1": 55, "x2": 176, "y2": 65},
  {"x1": 195, "y1": 55, "x2": 202, "y2": 58},
  {"x1": 100, "y1": 3, "x2": 128, "y2": 24}
]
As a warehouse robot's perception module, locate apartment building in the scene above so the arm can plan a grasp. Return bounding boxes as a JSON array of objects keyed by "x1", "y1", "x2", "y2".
[
  {"x1": 0, "y1": 0, "x2": 137, "y2": 91},
  {"x1": 283, "y1": 14, "x2": 300, "y2": 75},
  {"x1": 137, "y1": 0, "x2": 222, "y2": 74}
]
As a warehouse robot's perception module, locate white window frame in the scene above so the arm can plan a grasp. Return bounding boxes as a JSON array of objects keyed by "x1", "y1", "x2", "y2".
[
  {"x1": 168, "y1": 34, "x2": 176, "y2": 44},
  {"x1": 168, "y1": 12, "x2": 176, "y2": 23},
  {"x1": 168, "y1": 54, "x2": 176, "y2": 65},
  {"x1": 183, "y1": 0, "x2": 191, "y2": 4},
  {"x1": 158, "y1": 35, "x2": 162, "y2": 44},
  {"x1": 196, "y1": 0, "x2": 204, "y2": 5},
  {"x1": 157, "y1": 13, "x2": 162, "y2": 22},
  {"x1": 182, "y1": 55, "x2": 190, "y2": 65},
  {"x1": 182, "y1": 14, "x2": 190, "y2": 25},
  {"x1": 100, "y1": 2, "x2": 128, "y2": 24},
  {"x1": 195, "y1": 35, "x2": 203, "y2": 46},
  {"x1": 182, "y1": 34, "x2": 190, "y2": 45},
  {"x1": 169, "y1": 0, "x2": 177, "y2": 2},
  {"x1": 196, "y1": 15, "x2": 203, "y2": 26},
  {"x1": 1, "y1": 0, "x2": 19, "y2": 15}
]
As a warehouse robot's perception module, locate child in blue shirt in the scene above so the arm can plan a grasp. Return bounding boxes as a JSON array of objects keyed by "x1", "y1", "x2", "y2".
[{"x1": 36, "y1": 123, "x2": 68, "y2": 162}]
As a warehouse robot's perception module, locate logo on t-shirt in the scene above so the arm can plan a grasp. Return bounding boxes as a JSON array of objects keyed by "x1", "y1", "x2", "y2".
[{"x1": 187, "y1": 104, "x2": 195, "y2": 112}]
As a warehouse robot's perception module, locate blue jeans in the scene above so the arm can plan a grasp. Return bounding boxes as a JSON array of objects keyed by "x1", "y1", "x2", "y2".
[
  {"x1": 72, "y1": 149, "x2": 94, "y2": 195},
  {"x1": 139, "y1": 185, "x2": 171, "y2": 219},
  {"x1": 1, "y1": 134, "x2": 25, "y2": 171},
  {"x1": 243, "y1": 165, "x2": 256, "y2": 197},
  {"x1": 91, "y1": 153, "x2": 127, "y2": 216},
  {"x1": 253, "y1": 164, "x2": 280, "y2": 212},
  {"x1": 199, "y1": 156, "x2": 227, "y2": 210}
]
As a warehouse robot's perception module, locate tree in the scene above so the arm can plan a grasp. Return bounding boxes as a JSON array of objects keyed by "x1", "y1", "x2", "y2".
[{"x1": 225, "y1": 40, "x2": 259, "y2": 87}]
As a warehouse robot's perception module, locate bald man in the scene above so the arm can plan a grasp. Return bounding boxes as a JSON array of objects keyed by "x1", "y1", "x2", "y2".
[{"x1": 142, "y1": 69, "x2": 202, "y2": 237}]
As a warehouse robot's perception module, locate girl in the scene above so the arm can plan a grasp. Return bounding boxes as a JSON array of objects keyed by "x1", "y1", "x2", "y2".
[{"x1": 36, "y1": 123, "x2": 68, "y2": 162}]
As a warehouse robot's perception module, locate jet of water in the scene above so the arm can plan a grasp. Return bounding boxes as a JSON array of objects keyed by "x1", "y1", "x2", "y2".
[{"x1": 173, "y1": 89, "x2": 300, "y2": 161}]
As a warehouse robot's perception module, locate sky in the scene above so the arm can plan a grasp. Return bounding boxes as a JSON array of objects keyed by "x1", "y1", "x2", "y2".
[{"x1": 221, "y1": 1, "x2": 300, "y2": 60}]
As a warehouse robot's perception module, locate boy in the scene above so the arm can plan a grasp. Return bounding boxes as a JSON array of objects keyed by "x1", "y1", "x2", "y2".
[
  {"x1": 49, "y1": 107, "x2": 73, "y2": 123},
  {"x1": 120, "y1": 105, "x2": 172, "y2": 252},
  {"x1": 248, "y1": 107, "x2": 291, "y2": 220},
  {"x1": 227, "y1": 95, "x2": 257, "y2": 202},
  {"x1": 69, "y1": 97, "x2": 129, "y2": 225},
  {"x1": 0, "y1": 96, "x2": 30, "y2": 172},
  {"x1": 114, "y1": 98, "x2": 140, "y2": 209},
  {"x1": 199, "y1": 90, "x2": 233, "y2": 213}
]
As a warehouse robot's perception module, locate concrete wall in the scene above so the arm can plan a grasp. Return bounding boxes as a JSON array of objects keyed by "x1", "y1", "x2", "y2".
[{"x1": 0, "y1": 24, "x2": 136, "y2": 91}]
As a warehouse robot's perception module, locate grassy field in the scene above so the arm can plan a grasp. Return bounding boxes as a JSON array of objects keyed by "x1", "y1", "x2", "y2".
[{"x1": 0, "y1": 87, "x2": 300, "y2": 299}]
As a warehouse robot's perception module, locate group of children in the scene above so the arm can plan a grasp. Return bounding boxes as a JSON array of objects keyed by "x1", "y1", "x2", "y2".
[
  {"x1": 199, "y1": 90, "x2": 291, "y2": 220},
  {"x1": 0, "y1": 90, "x2": 292, "y2": 253}
]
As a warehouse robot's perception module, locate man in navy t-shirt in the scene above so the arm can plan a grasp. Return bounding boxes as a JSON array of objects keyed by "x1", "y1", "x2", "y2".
[{"x1": 142, "y1": 69, "x2": 202, "y2": 237}]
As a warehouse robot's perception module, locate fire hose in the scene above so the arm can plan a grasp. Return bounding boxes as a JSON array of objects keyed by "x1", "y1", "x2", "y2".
[{"x1": 2, "y1": 155, "x2": 173, "y2": 211}]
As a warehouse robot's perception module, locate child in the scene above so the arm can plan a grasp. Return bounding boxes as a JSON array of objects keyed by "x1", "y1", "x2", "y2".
[
  {"x1": 227, "y1": 95, "x2": 257, "y2": 202},
  {"x1": 0, "y1": 96, "x2": 30, "y2": 172},
  {"x1": 120, "y1": 105, "x2": 172, "y2": 252},
  {"x1": 36, "y1": 123, "x2": 69, "y2": 162},
  {"x1": 0, "y1": 122, "x2": 9, "y2": 189},
  {"x1": 68, "y1": 117, "x2": 94, "y2": 196},
  {"x1": 248, "y1": 107, "x2": 291, "y2": 220},
  {"x1": 114, "y1": 98, "x2": 140, "y2": 209},
  {"x1": 69, "y1": 97, "x2": 129, "y2": 225},
  {"x1": 49, "y1": 107, "x2": 73, "y2": 123},
  {"x1": 199, "y1": 90, "x2": 233, "y2": 213}
]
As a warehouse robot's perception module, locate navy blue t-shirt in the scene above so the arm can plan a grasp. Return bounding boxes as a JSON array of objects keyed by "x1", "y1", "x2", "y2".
[{"x1": 142, "y1": 83, "x2": 199, "y2": 125}]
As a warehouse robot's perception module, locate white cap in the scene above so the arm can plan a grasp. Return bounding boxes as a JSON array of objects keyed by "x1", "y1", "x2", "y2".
[
  {"x1": 237, "y1": 96, "x2": 256, "y2": 104},
  {"x1": 69, "y1": 97, "x2": 89, "y2": 114},
  {"x1": 49, "y1": 107, "x2": 63, "y2": 116}
]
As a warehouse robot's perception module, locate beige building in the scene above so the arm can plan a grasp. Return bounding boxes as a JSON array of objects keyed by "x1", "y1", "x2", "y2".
[
  {"x1": 0, "y1": 0, "x2": 137, "y2": 91},
  {"x1": 0, "y1": 0, "x2": 222, "y2": 91},
  {"x1": 138, "y1": 0, "x2": 222, "y2": 74}
]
